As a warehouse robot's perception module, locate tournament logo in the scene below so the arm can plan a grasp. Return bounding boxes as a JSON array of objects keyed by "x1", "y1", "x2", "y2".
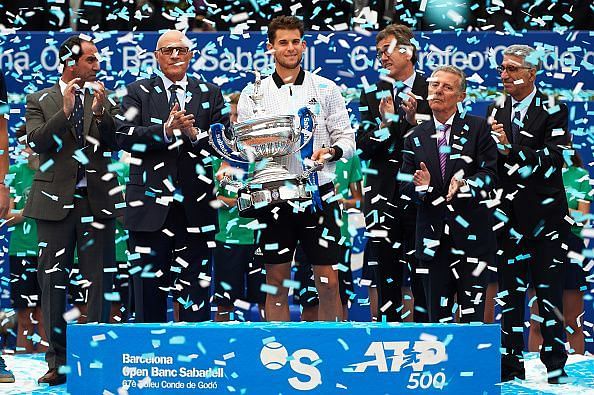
[{"x1": 260, "y1": 341, "x2": 322, "y2": 391}]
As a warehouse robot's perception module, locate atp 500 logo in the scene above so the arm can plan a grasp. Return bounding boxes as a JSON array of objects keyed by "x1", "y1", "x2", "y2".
[
  {"x1": 346, "y1": 341, "x2": 448, "y2": 390},
  {"x1": 260, "y1": 342, "x2": 322, "y2": 391}
]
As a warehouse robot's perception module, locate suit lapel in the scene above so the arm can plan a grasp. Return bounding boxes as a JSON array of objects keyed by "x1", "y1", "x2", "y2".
[
  {"x1": 83, "y1": 90, "x2": 93, "y2": 140},
  {"x1": 151, "y1": 77, "x2": 170, "y2": 122},
  {"x1": 498, "y1": 96, "x2": 513, "y2": 145},
  {"x1": 45, "y1": 84, "x2": 63, "y2": 114},
  {"x1": 376, "y1": 80, "x2": 392, "y2": 101},
  {"x1": 185, "y1": 76, "x2": 202, "y2": 124},
  {"x1": 521, "y1": 91, "x2": 543, "y2": 138},
  {"x1": 45, "y1": 84, "x2": 80, "y2": 141},
  {"x1": 443, "y1": 113, "x2": 464, "y2": 183},
  {"x1": 419, "y1": 120, "x2": 443, "y2": 189}
]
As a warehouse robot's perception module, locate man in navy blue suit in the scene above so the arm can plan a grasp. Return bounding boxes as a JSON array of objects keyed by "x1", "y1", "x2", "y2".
[
  {"x1": 115, "y1": 30, "x2": 229, "y2": 323},
  {"x1": 488, "y1": 44, "x2": 570, "y2": 384},
  {"x1": 400, "y1": 65, "x2": 497, "y2": 324}
]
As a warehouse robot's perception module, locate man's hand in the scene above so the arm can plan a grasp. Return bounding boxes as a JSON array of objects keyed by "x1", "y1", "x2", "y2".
[
  {"x1": 182, "y1": 126, "x2": 200, "y2": 142},
  {"x1": 215, "y1": 161, "x2": 233, "y2": 181},
  {"x1": 379, "y1": 96, "x2": 395, "y2": 124},
  {"x1": 400, "y1": 91, "x2": 418, "y2": 125},
  {"x1": 491, "y1": 122, "x2": 510, "y2": 155},
  {"x1": 446, "y1": 177, "x2": 465, "y2": 202},
  {"x1": 0, "y1": 184, "x2": 9, "y2": 218},
  {"x1": 413, "y1": 162, "x2": 431, "y2": 186},
  {"x1": 311, "y1": 147, "x2": 335, "y2": 164},
  {"x1": 165, "y1": 103, "x2": 195, "y2": 138},
  {"x1": 62, "y1": 78, "x2": 82, "y2": 118},
  {"x1": 91, "y1": 81, "x2": 106, "y2": 116}
]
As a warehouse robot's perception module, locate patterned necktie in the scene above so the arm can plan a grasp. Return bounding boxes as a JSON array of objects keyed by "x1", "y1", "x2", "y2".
[
  {"x1": 72, "y1": 89, "x2": 84, "y2": 145},
  {"x1": 72, "y1": 89, "x2": 85, "y2": 183},
  {"x1": 510, "y1": 103, "x2": 521, "y2": 143},
  {"x1": 437, "y1": 124, "x2": 450, "y2": 180},
  {"x1": 168, "y1": 84, "x2": 181, "y2": 111}
]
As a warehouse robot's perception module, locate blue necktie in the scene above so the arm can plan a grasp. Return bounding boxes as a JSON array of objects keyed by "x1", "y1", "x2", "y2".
[
  {"x1": 73, "y1": 90, "x2": 84, "y2": 144},
  {"x1": 394, "y1": 85, "x2": 406, "y2": 122},
  {"x1": 72, "y1": 90, "x2": 85, "y2": 183},
  {"x1": 169, "y1": 84, "x2": 181, "y2": 111}
]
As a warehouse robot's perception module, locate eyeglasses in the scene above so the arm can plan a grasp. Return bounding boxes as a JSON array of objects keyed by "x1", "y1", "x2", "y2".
[
  {"x1": 155, "y1": 47, "x2": 190, "y2": 56},
  {"x1": 496, "y1": 65, "x2": 533, "y2": 74},
  {"x1": 375, "y1": 45, "x2": 411, "y2": 60}
]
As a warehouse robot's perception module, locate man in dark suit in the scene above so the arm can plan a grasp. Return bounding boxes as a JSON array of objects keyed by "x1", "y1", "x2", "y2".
[
  {"x1": 25, "y1": 36, "x2": 123, "y2": 385},
  {"x1": 400, "y1": 65, "x2": 497, "y2": 324},
  {"x1": 357, "y1": 24, "x2": 431, "y2": 322},
  {"x1": 488, "y1": 44, "x2": 570, "y2": 384},
  {"x1": 115, "y1": 30, "x2": 228, "y2": 323}
]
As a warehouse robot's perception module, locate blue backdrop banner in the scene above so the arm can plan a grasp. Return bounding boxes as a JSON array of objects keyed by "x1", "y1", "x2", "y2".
[
  {"x1": 1, "y1": 30, "x2": 592, "y2": 97},
  {"x1": 67, "y1": 322, "x2": 500, "y2": 394}
]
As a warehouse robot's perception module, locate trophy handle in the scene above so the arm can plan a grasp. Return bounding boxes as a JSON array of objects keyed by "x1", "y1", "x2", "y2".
[
  {"x1": 293, "y1": 106, "x2": 317, "y2": 153},
  {"x1": 209, "y1": 123, "x2": 250, "y2": 164}
]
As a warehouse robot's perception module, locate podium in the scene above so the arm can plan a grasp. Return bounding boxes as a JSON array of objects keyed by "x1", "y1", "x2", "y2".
[{"x1": 67, "y1": 322, "x2": 500, "y2": 394}]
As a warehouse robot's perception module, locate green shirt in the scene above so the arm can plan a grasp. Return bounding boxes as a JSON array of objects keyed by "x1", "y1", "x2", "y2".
[
  {"x1": 7, "y1": 163, "x2": 38, "y2": 256},
  {"x1": 113, "y1": 162, "x2": 130, "y2": 262},
  {"x1": 563, "y1": 165, "x2": 592, "y2": 238},
  {"x1": 212, "y1": 158, "x2": 256, "y2": 245},
  {"x1": 334, "y1": 155, "x2": 363, "y2": 244}
]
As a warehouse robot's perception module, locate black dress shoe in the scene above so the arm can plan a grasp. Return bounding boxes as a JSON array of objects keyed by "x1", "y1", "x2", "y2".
[
  {"x1": 547, "y1": 369, "x2": 569, "y2": 384},
  {"x1": 38, "y1": 368, "x2": 66, "y2": 386},
  {"x1": 501, "y1": 371, "x2": 525, "y2": 382}
]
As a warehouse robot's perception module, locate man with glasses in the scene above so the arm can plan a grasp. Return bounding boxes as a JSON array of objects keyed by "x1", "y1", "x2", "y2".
[
  {"x1": 357, "y1": 24, "x2": 431, "y2": 322},
  {"x1": 116, "y1": 30, "x2": 228, "y2": 323},
  {"x1": 24, "y1": 35, "x2": 123, "y2": 385},
  {"x1": 488, "y1": 44, "x2": 570, "y2": 384}
]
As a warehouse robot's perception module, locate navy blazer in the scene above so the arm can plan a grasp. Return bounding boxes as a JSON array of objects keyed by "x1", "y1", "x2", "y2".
[
  {"x1": 400, "y1": 113, "x2": 498, "y2": 261},
  {"x1": 487, "y1": 91, "x2": 570, "y2": 240},
  {"x1": 115, "y1": 75, "x2": 229, "y2": 232}
]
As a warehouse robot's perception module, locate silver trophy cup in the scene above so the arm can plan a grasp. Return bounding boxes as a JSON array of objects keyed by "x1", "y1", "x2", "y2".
[{"x1": 209, "y1": 71, "x2": 321, "y2": 217}]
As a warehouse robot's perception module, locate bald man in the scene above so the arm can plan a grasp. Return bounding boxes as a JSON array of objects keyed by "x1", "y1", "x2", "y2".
[{"x1": 115, "y1": 30, "x2": 229, "y2": 322}]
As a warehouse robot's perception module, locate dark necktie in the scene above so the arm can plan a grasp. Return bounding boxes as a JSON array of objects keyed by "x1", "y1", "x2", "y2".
[
  {"x1": 437, "y1": 124, "x2": 450, "y2": 180},
  {"x1": 73, "y1": 89, "x2": 84, "y2": 144},
  {"x1": 72, "y1": 90, "x2": 85, "y2": 183},
  {"x1": 168, "y1": 84, "x2": 181, "y2": 111},
  {"x1": 510, "y1": 103, "x2": 521, "y2": 143},
  {"x1": 394, "y1": 85, "x2": 406, "y2": 121}
]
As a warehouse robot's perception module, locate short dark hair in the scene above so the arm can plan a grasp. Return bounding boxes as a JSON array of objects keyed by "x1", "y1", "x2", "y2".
[
  {"x1": 376, "y1": 24, "x2": 417, "y2": 64},
  {"x1": 268, "y1": 16, "x2": 304, "y2": 44},
  {"x1": 58, "y1": 35, "x2": 92, "y2": 65}
]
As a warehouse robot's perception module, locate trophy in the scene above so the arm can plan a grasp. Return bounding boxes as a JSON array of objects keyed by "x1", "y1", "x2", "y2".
[{"x1": 209, "y1": 70, "x2": 322, "y2": 218}]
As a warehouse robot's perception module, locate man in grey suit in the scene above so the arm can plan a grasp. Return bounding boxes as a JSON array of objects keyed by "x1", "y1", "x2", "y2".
[{"x1": 25, "y1": 36, "x2": 124, "y2": 386}]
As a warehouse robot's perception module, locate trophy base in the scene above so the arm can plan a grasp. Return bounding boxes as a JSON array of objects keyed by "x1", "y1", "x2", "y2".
[{"x1": 236, "y1": 177, "x2": 312, "y2": 218}]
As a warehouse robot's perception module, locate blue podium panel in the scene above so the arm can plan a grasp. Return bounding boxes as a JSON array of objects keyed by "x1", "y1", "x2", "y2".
[{"x1": 67, "y1": 322, "x2": 500, "y2": 395}]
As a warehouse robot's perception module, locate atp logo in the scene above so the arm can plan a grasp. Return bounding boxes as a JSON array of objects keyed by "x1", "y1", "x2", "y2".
[
  {"x1": 260, "y1": 342, "x2": 322, "y2": 391},
  {"x1": 347, "y1": 341, "x2": 448, "y2": 373}
]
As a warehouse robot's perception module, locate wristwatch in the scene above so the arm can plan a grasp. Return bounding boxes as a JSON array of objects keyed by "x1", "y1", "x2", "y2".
[{"x1": 328, "y1": 146, "x2": 336, "y2": 160}]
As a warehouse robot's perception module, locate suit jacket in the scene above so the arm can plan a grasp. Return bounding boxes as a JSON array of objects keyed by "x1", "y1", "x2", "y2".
[
  {"x1": 24, "y1": 83, "x2": 124, "y2": 221},
  {"x1": 115, "y1": 75, "x2": 229, "y2": 233},
  {"x1": 400, "y1": 113, "x2": 498, "y2": 261},
  {"x1": 487, "y1": 91, "x2": 570, "y2": 239},
  {"x1": 357, "y1": 74, "x2": 431, "y2": 232}
]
